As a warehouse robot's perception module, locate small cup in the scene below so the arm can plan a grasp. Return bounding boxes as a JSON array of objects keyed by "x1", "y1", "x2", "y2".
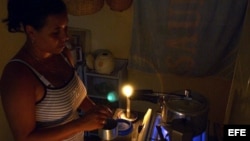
[{"x1": 98, "y1": 118, "x2": 118, "y2": 140}]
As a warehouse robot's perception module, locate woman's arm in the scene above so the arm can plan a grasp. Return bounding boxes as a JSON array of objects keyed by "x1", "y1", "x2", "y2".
[{"x1": 0, "y1": 63, "x2": 89, "y2": 141}]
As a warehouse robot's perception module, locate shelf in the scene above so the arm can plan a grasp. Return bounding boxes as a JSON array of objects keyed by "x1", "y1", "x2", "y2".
[
  {"x1": 84, "y1": 58, "x2": 128, "y2": 77},
  {"x1": 83, "y1": 58, "x2": 128, "y2": 109},
  {"x1": 84, "y1": 72, "x2": 119, "y2": 79},
  {"x1": 85, "y1": 77, "x2": 118, "y2": 99}
]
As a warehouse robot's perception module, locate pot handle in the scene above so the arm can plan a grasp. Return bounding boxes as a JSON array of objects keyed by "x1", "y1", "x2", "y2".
[{"x1": 130, "y1": 89, "x2": 159, "y2": 103}]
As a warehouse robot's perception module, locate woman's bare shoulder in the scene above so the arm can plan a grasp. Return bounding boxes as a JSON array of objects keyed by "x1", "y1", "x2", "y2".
[{"x1": 0, "y1": 61, "x2": 38, "y2": 98}]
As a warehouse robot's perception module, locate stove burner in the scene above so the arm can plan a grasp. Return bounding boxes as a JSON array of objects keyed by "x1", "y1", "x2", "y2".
[
  {"x1": 148, "y1": 114, "x2": 206, "y2": 141},
  {"x1": 156, "y1": 125, "x2": 169, "y2": 141}
]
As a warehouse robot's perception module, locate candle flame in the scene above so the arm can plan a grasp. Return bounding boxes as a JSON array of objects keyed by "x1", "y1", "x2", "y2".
[{"x1": 122, "y1": 84, "x2": 133, "y2": 97}]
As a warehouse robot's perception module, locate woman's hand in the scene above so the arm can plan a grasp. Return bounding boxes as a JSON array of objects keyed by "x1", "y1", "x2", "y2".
[{"x1": 79, "y1": 105, "x2": 113, "y2": 131}]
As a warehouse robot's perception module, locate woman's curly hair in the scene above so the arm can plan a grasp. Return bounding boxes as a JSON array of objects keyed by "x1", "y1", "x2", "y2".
[{"x1": 2, "y1": 0, "x2": 67, "y2": 33}]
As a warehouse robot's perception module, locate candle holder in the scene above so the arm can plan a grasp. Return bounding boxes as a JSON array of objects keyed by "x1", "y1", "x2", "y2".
[{"x1": 118, "y1": 108, "x2": 138, "y2": 122}]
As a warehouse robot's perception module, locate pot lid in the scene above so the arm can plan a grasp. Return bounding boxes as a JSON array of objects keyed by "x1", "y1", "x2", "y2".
[
  {"x1": 166, "y1": 90, "x2": 208, "y2": 115},
  {"x1": 166, "y1": 99, "x2": 206, "y2": 115},
  {"x1": 167, "y1": 99, "x2": 203, "y2": 113}
]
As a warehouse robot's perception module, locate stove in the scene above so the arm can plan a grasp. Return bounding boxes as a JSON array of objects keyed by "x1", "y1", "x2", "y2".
[
  {"x1": 147, "y1": 113, "x2": 207, "y2": 141},
  {"x1": 85, "y1": 108, "x2": 207, "y2": 141}
]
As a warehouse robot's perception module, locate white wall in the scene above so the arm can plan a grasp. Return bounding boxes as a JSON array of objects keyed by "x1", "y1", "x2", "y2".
[
  {"x1": 0, "y1": 0, "x2": 250, "y2": 140},
  {"x1": 68, "y1": 4, "x2": 133, "y2": 59}
]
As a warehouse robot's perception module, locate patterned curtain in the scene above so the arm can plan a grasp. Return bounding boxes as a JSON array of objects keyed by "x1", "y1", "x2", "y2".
[{"x1": 128, "y1": 0, "x2": 248, "y2": 78}]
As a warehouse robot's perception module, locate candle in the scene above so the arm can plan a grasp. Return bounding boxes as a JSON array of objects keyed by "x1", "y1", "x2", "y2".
[
  {"x1": 126, "y1": 97, "x2": 131, "y2": 118},
  {"x1": 122, "y1": 84, "x2": 133, "y2": 118}
]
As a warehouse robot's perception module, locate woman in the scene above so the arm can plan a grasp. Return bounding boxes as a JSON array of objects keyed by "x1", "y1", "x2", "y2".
[{"x1": 0, "y1": 0, "x2": 112, "y2": 141}]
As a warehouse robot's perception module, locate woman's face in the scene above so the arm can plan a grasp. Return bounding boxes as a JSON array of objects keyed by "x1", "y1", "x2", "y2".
[{"x1": 28, "y1": 12, "x2": 69, "y2": 55}]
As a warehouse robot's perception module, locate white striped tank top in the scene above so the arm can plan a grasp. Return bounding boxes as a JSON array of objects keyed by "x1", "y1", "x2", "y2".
[{"x1": 10, "y1": 58, "x2": 86, "y2": 141}]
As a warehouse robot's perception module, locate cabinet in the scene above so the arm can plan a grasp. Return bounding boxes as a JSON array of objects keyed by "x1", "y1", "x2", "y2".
[{"x1": 83, "y1": 59, "x2": 128, "y2": 109}]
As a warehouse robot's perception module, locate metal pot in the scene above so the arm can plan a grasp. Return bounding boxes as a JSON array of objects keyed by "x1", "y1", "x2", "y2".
[
  {"x1": 98, "y1": 118, "x2": 118, "y2": 140},
  {"x1": 160, "y1": 90, "x2": 209, "y2": 136},
  {"x1": 130, "y1": 89, "x2": 209, "y2": 137}
]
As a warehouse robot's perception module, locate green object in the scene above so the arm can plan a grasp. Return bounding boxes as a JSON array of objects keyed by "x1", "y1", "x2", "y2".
[{"x1": 107, "y1": 91, "x2": 118, "y2": 102}]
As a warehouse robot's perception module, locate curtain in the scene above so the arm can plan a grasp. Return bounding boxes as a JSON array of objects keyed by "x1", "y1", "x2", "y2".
[{"x1": 128, "y1": 0, "x2": 248, "y2": 77}]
